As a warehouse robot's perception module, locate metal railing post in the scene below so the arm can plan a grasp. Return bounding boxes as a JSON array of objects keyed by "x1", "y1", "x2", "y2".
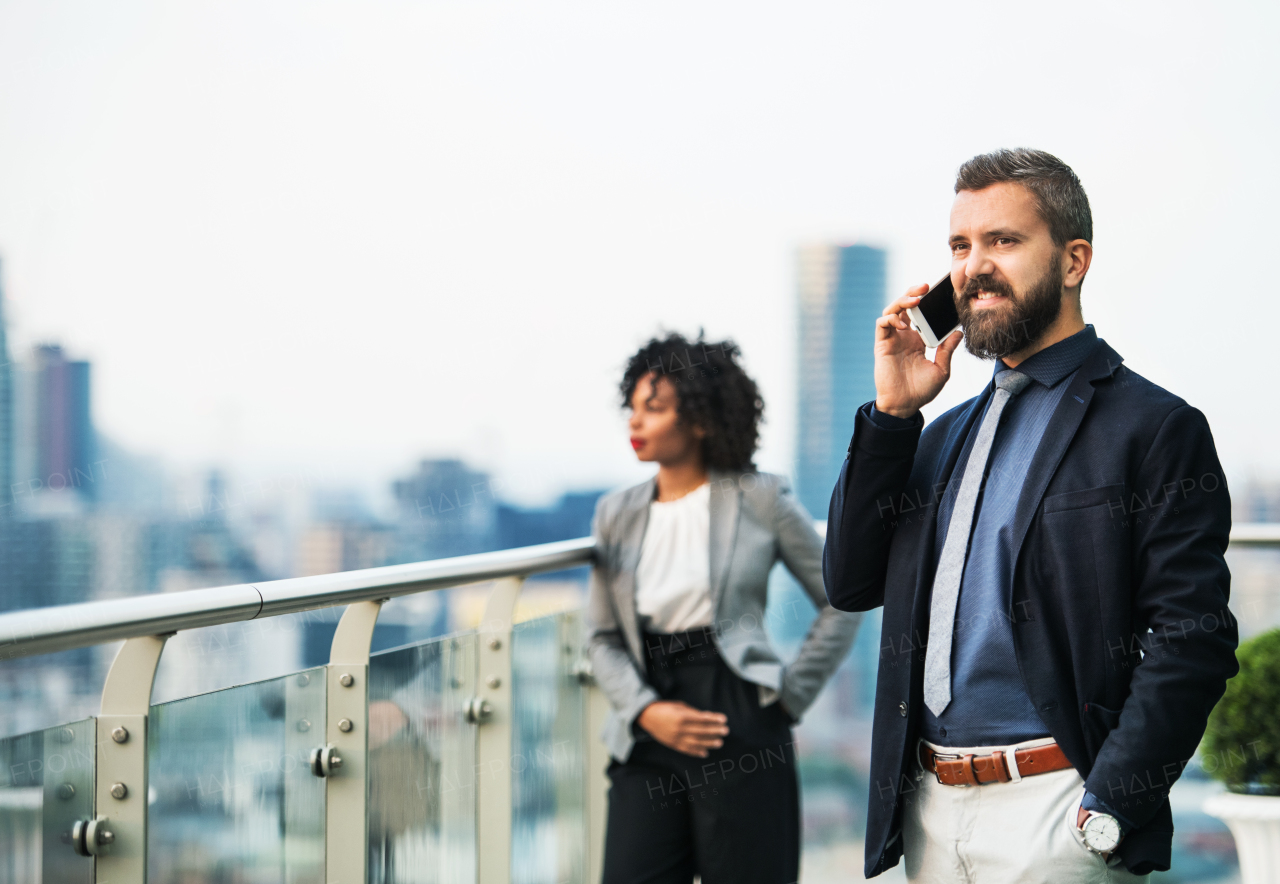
[
  {"x1": 323, "y1": 599, "x2": 384, "y2": 884},
  {"x1": 91, "y1": 633, "x2": 171, "y2": 883},
  {"x1": 475, "y1": 576, "x2": 522, "y2": 884}
]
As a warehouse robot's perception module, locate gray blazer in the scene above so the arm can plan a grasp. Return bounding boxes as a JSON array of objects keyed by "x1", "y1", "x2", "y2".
[{"x1": 586, "y1": 469, "x2": 863, "y2": 762}]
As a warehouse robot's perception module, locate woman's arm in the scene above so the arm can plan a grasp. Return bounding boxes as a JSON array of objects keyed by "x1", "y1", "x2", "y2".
[
  {"x1": 773, "y1": 479, "x2": 863, "y2": 719},
  {"x1": 585, "y1": 501, "x2": 662, "y2": 730}
]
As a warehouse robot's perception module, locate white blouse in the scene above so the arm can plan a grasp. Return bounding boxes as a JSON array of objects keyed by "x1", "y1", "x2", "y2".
[{"x1": 634, "y1": 482, "x2": 713, "y2": 633}]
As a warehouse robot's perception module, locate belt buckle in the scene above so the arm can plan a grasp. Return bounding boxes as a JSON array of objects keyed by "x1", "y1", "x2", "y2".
[{"x1": 928, "y1": 751, "x2": 962, "y2": 785}]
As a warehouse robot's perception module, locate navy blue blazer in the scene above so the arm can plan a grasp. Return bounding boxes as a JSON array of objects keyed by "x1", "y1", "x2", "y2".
[{"x1": 824, "y1": 337, "x2": 1237, "y2": 877}]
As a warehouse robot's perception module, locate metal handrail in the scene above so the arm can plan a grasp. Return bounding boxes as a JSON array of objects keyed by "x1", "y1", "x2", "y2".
[
  {"x1": 1228, "y1": 522, "x2": 1280, "y2": 547},
  {"x1": 0, "y1": 521, "x2": 1275, "y2": 663},
  {"x1": 0, "y1": 536, "x2": 595, "y2": 661}
]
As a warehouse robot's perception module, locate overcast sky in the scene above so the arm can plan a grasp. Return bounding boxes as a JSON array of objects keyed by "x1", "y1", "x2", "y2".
[{"x1": 1, "y1": 1, "x2": 1276, "y2": 507}]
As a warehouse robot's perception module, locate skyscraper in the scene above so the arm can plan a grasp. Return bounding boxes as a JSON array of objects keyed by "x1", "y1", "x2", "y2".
[
  {"x1": 30, "y1": 345, "x2": 96, "y2": 499},
  {"x1": 784, "y1": 244, "x2": 887, "y2": 721},
  {"x1": 794, "y1": 244, "x2": 886, "y2": 519}
]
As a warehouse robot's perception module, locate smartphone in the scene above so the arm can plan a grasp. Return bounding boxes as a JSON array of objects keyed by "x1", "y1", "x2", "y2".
[{"x1": 906, "y1": 274, "x2": 960, "y2": 348}]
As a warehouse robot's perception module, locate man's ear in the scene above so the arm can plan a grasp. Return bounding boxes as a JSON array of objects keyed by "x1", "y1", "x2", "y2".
[{"x1": 1063, "y1": 239, "x2": 1093, "y2": 289}]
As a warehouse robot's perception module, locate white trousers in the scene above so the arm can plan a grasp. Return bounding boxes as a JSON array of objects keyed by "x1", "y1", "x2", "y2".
[{"x1": 901, "y1": 738, "x2": 1150, "y2": 884}]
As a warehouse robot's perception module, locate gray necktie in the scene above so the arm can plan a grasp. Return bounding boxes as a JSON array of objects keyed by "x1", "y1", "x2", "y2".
[{"x1": 923, "y1": 369, "x2": 1033, "y2": 717}]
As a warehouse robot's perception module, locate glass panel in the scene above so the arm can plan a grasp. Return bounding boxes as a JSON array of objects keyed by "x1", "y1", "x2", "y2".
[
  {"x1": 0, "y1": 718, "x2": 95, "y2": 884},
  {"x1": 511, "y1": 611, "x2": 586, "y2": 884},
  {"x1": 147, "y1": 667, "x2": 327, "y2": 884},
  {"x1": 368, "y1": 632, "x2": 478, "y2": 884}
]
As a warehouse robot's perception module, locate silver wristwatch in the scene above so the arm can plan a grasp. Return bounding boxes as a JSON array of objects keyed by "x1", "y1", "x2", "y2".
[{"x1": 1080, "y1": 811, "x2": 1123, "y2": 854}]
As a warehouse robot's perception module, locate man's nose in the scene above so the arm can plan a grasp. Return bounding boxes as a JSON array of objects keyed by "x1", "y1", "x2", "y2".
[{"x1": 964, "y1": 246, "x2": 995, "y2": 283}]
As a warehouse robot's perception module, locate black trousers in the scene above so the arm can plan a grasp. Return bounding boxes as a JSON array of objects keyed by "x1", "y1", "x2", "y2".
[{"x1": 601, "y1": 628, "x2": 801, "y2": 884}]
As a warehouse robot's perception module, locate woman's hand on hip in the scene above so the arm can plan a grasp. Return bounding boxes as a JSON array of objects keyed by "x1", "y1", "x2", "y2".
[{"x1": 637, "y1": 701, "x2": 729, "y2": 757}]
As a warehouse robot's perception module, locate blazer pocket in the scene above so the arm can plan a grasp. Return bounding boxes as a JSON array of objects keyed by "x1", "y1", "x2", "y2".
[
  {"x1": 1081, "y1": 701, "x2": 1122, "y2": 755},
  {"x1": 1042, "y1": 483, "x2": 1124, "y2": 515}
]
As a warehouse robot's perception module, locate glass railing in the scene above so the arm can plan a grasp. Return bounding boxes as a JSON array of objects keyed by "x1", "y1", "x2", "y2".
[
  {"x1": 0, "y1": 537, "x2": 599, "y2": 884},
  {"x1": 0, "y1": 528, "x2": 1275, "y2": 883},
  {"x1": 147, "y1": 667, "x2": 327, "y2": 883},
  {"x1": 368, "y1": 632, "x2": 478, "y2": 884},
  {"x1": 0, "y1": 719, "x2": 96, "y2": 884},
  {"x1": 510, "y1": 611, "x2": 587, "y2": 884}
]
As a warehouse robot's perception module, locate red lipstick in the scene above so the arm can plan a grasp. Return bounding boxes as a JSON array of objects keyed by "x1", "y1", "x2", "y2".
[{"x1": 630, "y1": 437, "x2": 645, "y2": 451}]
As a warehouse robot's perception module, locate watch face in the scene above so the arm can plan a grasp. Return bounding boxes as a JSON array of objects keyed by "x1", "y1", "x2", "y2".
[{"x1": 1082, "y1": 814, "x2": 1122, "y2": 852}]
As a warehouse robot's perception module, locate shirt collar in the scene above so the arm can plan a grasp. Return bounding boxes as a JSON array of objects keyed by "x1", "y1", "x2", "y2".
[{"x1": 994, "y1": 324, "x2": 1098, "y2": 388}]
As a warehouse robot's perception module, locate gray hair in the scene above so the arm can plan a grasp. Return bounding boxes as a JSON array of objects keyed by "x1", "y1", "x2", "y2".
[{"x1": 955, "y1": 148, "x2": 1092, "y2": 246}]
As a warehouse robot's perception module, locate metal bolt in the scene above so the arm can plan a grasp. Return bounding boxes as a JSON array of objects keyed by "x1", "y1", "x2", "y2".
[
  {"x1": 57, "y1": 783, "x2": 75, "y2": 800},
  {"x1": 111, "y1": 727, "x2": 129, "y2": 744},
  {"x1": 296, "y1": 673, "x2": 311, "y2": 687},
  {"x1": 110, "y1": 782, "x2": 128, "y2": 800},
  {"x1": 486, "y1": 675, "x2": 501, "y2": 689},
  {"x1": 571, "y1": 657, "x2": 594, "y2": 685},
  {"x1": 71, "y1": 820, "x2": 88, "y2": 856},
  {"x1": 57, "y1": 727, "x2": 76, "y2": 744},
  {"x1": 297, "y1": 719, "x2": 311, "y2": 733},
  {"x1": 465, "y1": 697, "x2": 493, "y2": 724},
  {"x1": 488, "y1": 637, "x2": 502, "y2": 651},
  {"x1": 338, "y1": 718, "x2": 354, "y2": 733},
  {"x1": 329, "y1": 752, "x2": 344, "y2": 771},
  {"x1": 898, "y1": 701, "x2": 908, "y2": 718},
  {"x1": 96, "y1": 828, "x2": 115, "y2": 846},
  {"x1": 339, "y1": 673, "x2": 354, "y2": 688}
]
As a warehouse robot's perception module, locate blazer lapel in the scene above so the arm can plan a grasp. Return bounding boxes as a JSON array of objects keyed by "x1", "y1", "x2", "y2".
[
  {"x1": 1006, "y1": 339, "x2": 1124, "y2": 569},
  {"x1": 613, "y1": 477, "x2": 655, "y2": 659},
  {"x1": 708, "y1": 470, "x2": 741, "y2": 614}
]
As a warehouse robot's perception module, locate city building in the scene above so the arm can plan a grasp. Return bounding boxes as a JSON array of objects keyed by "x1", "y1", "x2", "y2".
[
  {"x1": 12, "y1": 344, "x2": 97, "y2": 506},
  {"x1": 495, "y1": 490, "x2": 601, "y2": 551},
  {"x1": 781, "y1": 244, "x2": 887, "y2": 728},
  {"x1": 392, "y1": 458, "x2": 498, "y2": 564},
  {"x1": 794, "y1": 243, "x2": 886, "y2": 520}
]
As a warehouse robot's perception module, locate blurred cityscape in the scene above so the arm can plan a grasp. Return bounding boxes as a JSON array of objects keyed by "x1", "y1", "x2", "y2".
[
  {"x1": 2, "y1": 246, "x2": 1278, "y2": 883},
  {"x1": 0, "y1": 259, "x2": 615, "y2": 729}
]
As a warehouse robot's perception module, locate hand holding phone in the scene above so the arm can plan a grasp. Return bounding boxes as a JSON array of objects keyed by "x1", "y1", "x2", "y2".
[
  {"x1": 905, "y1": 274, "x2": 961, "y2": 348},
  {"x1": 873, "y1": 279, "x2": 964, "y2": 419}
]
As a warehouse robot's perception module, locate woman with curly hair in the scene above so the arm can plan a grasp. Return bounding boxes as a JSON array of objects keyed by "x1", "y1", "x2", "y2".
[{"x1": 588, "y1": 331, "x2": 863, "y2": 884}]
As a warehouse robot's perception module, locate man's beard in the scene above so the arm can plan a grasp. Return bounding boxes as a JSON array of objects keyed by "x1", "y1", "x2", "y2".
[{"x1": 956, "y1": 256, "x2": 1063, "y2": 360}]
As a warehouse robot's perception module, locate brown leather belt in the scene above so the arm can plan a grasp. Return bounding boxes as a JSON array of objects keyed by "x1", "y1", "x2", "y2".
[{"x1": 919, "y1": 741, "x2": 1072, "y2": 786}]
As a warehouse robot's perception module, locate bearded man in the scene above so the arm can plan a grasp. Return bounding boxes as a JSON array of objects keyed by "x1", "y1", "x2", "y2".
[{"x1": 823, "y1": 149, "x2": 1237, "y2": 882}]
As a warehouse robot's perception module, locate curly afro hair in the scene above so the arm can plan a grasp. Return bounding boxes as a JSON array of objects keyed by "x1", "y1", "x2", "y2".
[{"x1": 620, "y1": 331, "x2": 764, "y2": 472}]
